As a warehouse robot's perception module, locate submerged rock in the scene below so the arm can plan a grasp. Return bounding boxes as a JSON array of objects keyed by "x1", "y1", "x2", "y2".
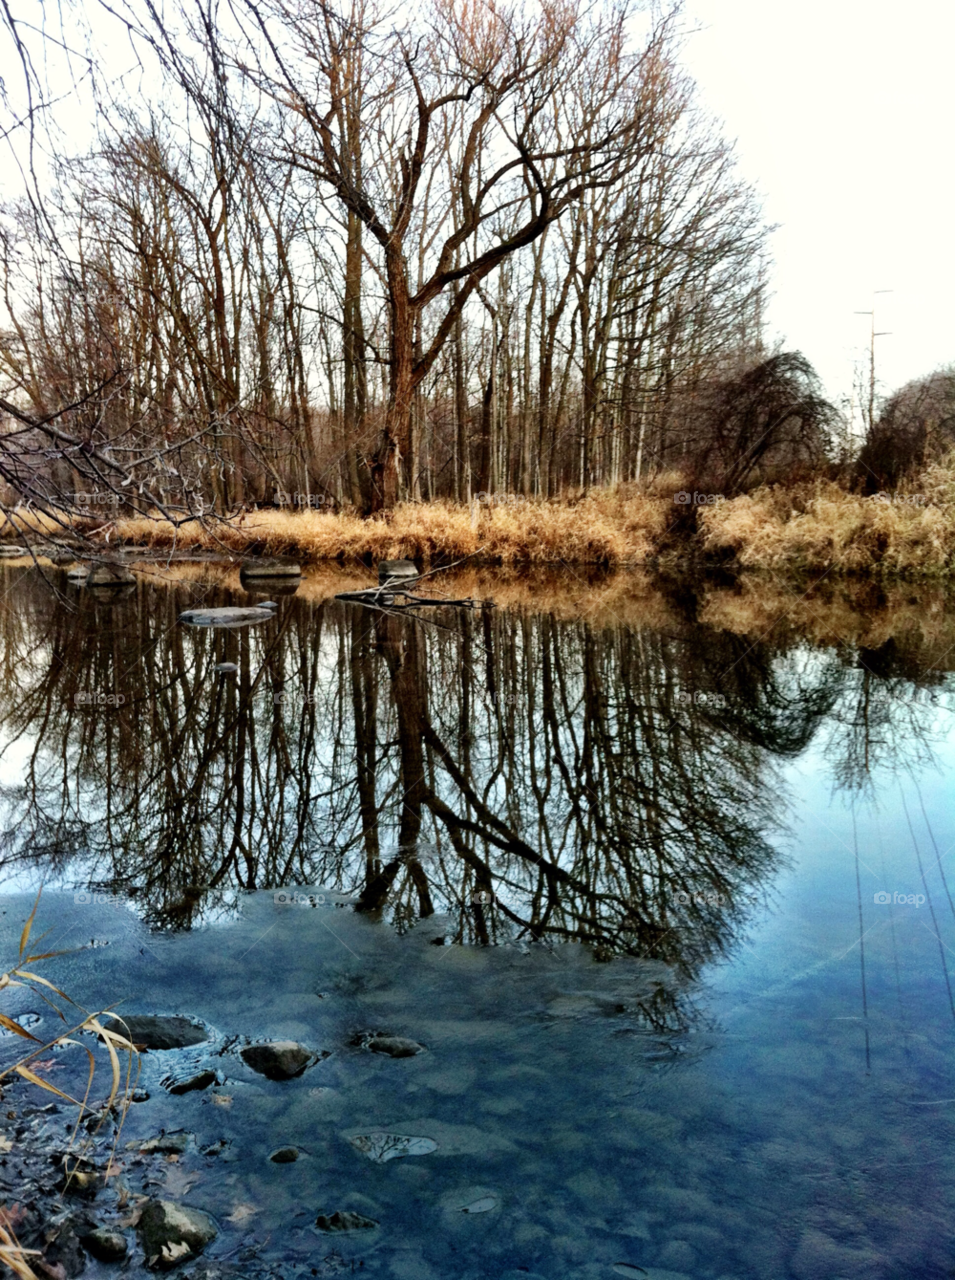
[
  {"x1": 162, "y1": 1070, "x2": 217, "y2": 1096},
  {"x1": 127, "y1": 1131, "x2": 193, "y2": 1155},
  {"x1": 365, "y1": 1034, "x2": 426, "y2": 1058},
  {"x1": 268, "y1": 1146, "x2": 300, "y2": 1163},
  {"x1": 105, "y1": 1014, "x2": 208, "y2": 1050},
  {"x1": 138, "y1": 1199, "x2": 217, "y2": 1270},
  {"x1": 315, "y1": 1210, "x2": 379, "y2": 1232},
  {"x1": 348, "y1": 1132, "x2": 438, "y2": 1162},
  {"x1": 240, "y1": 1040, "x2": 319, "y2": 1080}
]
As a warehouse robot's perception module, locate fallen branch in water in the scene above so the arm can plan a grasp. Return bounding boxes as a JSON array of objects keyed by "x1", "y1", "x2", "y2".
[{"x1": 335, "y1": 587, "x2": 492, "y2": 609}]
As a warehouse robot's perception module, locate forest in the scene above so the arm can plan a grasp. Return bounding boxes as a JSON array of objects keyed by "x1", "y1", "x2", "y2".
[{"x1": 0, "y1": 0, "x2": 953, "y2": 570}]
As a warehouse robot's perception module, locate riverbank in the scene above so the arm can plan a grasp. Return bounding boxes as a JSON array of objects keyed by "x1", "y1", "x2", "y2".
[{"x1": 4, "y1": 467, "x2": 955, "y2": 576}]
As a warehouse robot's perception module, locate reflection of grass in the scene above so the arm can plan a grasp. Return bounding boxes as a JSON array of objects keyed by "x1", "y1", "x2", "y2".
[{"x1": 0, "y1": 892, "x2": 140, "y2": 1270}]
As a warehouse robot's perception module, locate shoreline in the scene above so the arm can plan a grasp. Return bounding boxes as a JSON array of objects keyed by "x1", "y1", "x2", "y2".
[{"x1": 2, "y1": 476, "x2": 955, "y2": 578}]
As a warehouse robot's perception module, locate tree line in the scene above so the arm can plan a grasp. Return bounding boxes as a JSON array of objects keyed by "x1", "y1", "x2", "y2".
[{"x1": 0, "y1": 0, "x2": 839, "y2": 520}]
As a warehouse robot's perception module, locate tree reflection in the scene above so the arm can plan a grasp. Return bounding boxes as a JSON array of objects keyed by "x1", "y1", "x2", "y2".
[{"x1": 0, "y1": 565, "x2": 950, "y2": 1030}]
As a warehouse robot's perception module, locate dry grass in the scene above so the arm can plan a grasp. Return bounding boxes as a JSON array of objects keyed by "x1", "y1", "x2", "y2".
[
  {"x1": 0, "y1": 508, "x2": 95, "y2": 539},
  {"x1": 5, "y1": 459, "x2": 955, "y2": 577},
  {"x1": 110, "y1": 490, "x2": 671, "y2": 567},
  {"x1": 700, "y1": 464, "x2": 955, "y2": 576}
]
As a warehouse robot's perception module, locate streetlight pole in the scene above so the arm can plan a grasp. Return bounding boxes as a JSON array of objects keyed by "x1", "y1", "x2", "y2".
[{"x1": 854, "y1": 290, "x2": 893, "y2": 434}]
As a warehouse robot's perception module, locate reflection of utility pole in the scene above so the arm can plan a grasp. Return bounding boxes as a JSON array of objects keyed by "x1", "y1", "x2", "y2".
[{"x1": 854, "y1": 290, "x2": 892, "y2": 432}]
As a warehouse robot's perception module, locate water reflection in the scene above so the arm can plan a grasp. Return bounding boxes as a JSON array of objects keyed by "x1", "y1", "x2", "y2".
[{"x1": 0, "y1": 566, "x2": 952, "y2": 979}]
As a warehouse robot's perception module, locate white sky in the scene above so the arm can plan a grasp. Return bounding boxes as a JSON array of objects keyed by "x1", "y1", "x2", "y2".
[{"x1": 681, "y1": 0, "x2": 955, "y2": 421}]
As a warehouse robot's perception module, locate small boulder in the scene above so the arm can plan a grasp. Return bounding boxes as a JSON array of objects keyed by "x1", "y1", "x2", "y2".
[
  {"x1": 240, "y1": 1040, "x2": 318, "y2": 1080},
  {"x1": 214, "y1": 662, "x2": 238, "y2": 674},
  {"x1": 239, "y1": 559, "x2": 301, "y2": 579},
  {"x1": 138, "y1": 1200, "x2": 216, "y2": 1271},
  {"x1": 105, "y1": 1015, "x2": 208, "y2": 1050},
  {"x1": 87, "y1": 563, "x2": 136, "y2": 586},
  {"x1": 378, "y1": 559, "x2": 418, "y2": 584},
  {"x1": 81, "y1": 1226, "x2": 128, "y2": 1262},
  {"x1": 268, "y1": 1147, "x2": 300, "y2": 1163},
  {"x1": 315, "y1": 1211, "x2": 379, "y2": 1232}
]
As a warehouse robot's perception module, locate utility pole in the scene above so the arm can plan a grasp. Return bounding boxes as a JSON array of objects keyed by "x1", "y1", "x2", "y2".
[{"x1": 854, "y1": 290, "x2": 893, "y2": 433}]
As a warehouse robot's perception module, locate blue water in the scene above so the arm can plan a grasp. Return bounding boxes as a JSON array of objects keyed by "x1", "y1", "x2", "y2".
[{"x1": 0, "y1": 566, "x2": 953, "y2": 1279}]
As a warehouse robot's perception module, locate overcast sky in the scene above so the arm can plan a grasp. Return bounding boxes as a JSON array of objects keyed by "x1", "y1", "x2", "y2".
[{"x1": 681, "y1": 0, "x2": 955, "y2": 421}]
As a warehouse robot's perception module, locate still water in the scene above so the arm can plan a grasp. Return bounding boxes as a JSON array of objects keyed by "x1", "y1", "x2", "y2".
[{"x1": 0, "y1": 563, "x2": 953, "y2": 1279}]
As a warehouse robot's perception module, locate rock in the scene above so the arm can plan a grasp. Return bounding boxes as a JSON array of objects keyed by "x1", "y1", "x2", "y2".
[
  {"x1": 214, "y1": 662, "x2": 238, "y2": 674},
  {"x1": 127, "y1": 1131, "x2": 193, "y2": 1154},
  {"x1": 366, "y1": 1035, "x2": 426, "y2": 1058},
  {"x1": 178, "y1": 606, "x2": 275, "y2": 628},
  {"x1": 255, "y1": 600, "x2": 279, "y2": 609},
  {"x1": 105, "y1": 1014, "x2": 208, "y2": 1049},
  {"x1": 378, "y1": 559, "x2": 418, "y2": 584},
  {"x1": 348, "y1": 1132, "x2": 438, "y2": 1162},
  {"x1": 87, "y1": 562, "x2": 136, "y2": 586},
  {"x1": 162, "y1": 1070, "x2": 217, "y2": 1095},
  {"x1": 269, "y1": 1147, "x2": 300, "y2": 1163},
  {"x1": 239, "y1": 559, "x2": 301, "y2": 579},
  {"x1": 240, "y1": 1040, "x2": 319, "y2": 1080},
  {"x1": 67, "y1": 567, "x2": 89, "y2": 581},
  {"x1": 81, "y1": 1226, "x2": 128, "y2": 1262},
  {"x1": 315, "y1": 1211, "x2": 379, "y2": 1232},
  {"x1": 137, "y1": 1200, "x2": 217, "y2": 1271},
  {"x1": 0, "y1": 544, "x2": 25, "y2": 558}
]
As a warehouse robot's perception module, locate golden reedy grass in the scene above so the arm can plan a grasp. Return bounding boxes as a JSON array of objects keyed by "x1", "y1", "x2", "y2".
[
  {"x1": 109, "y1": 491, "x2": 671, "y2": 567},
  {"x1": 4, "y1": 460, "x2": 955, "y2": 576},
  {"x1": 700, "y1": 472, "x2": 955, "y2": 576}
]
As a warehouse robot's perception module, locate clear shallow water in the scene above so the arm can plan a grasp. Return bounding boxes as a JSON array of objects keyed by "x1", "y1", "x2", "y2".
[{"x1": 0, "y1": 564, "x2": 954, "y2": 1279}]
